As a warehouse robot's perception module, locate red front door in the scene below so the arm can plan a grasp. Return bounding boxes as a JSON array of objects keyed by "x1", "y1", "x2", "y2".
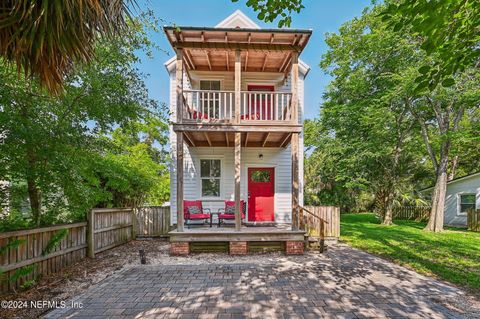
[
  {"x1": 247, "y1": 85, "x2": 274, "y2": 120},
  {"x1": 248, "y1": 167, "x2": 275, "y2": 222}
]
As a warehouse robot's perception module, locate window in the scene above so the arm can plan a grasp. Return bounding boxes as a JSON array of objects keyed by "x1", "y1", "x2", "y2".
[
  {"x1": 200, "y1": 80, "x2": 220, "y2": 91},
  {"x1": 200, "y1": 81, "x2": 220, "y2": 118},
  {"x1": 459, "y1": 194, "x2": 476, "y2": 214},
  {"x1": 251, "y1": 170, "x2": 271, "y2": 182},
  {"x1": 200, "y1": 159, "x2": 221, "y2": 197}
]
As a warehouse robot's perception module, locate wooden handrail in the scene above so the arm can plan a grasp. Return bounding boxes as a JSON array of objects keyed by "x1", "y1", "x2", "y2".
[
  {"x1": 298, "y1": 206, "x2": 328, "y2": 224},
  {"x1": 181, "y1": 90, "x2": 293, "y2": 122},
  {"x1": 184, "y1": 89, "x2": 235, "y2": 93},
  {"x1": 240, "y1": 90, "x2": 292, "y2": 95},
  {"x1": 183, "y1": 89, "x2": 292, "y2": 95},
  {"x1": 298, "y1": 206, "x2": 327, "y2": 253}
]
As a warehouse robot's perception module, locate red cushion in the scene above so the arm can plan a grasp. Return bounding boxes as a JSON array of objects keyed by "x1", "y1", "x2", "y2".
[
  {"x1": 224, "y1": 200, "x2": 245, "y2": 212},
  {"x1": 240, "y1": 113, "x2": 260, "y2": 120},
  {"x1": 184, "y1": 200, "x2": 201, "y2": 211},
  {"x1": 188, "y1": 213, "x2": 211, "y2": 220},
  {"x1": 184, "y1": 200, "x2": 209, "y2": 220},
  {"x1": 192, "y1": 111, "x2": 208, "y2": 119}
]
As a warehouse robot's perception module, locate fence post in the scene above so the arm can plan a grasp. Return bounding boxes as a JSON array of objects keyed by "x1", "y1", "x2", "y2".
[
  {"x1": 87, "y1": 209, "x2": 95, "y2": 258},
  {"x1": 131, "y1": 208, "x2": 137, "y2": 239},
  {"x1": 319, "y1": 218, "x2": 325, "y2": 253},
  {"x1": 165, "y1": 206, "x2": 171, "y2": 234}
]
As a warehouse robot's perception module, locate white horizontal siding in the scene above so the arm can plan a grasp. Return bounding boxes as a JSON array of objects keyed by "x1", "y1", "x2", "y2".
[
  {"x1": 168, "y1": 68, "x2": 305, "y2": 226},
  {"x1": 170, "y1": 146, "x2": 294, "y2": 225},
  {"x1": 188, "y1": 70, "x2": 289, "y2": 92},
  {"x1": 443, "y1": 175, "x2": 480, "y2": 227}
]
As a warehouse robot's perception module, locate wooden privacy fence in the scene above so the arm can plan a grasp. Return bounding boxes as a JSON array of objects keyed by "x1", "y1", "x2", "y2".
[
  {"x1": 393, "y1": 206, "x2": 431, "y2": 221},
  {"x1": 467, "y1": 209, "x2": 480, "y2": 232},
  {"x1": 299, "y1": 206, "x2": 340, "y2": 243},
  {"x1": 1, "y1": 206, "x2": 171, "y2": 293},
  {"x1": 88, "y1": 208, "x2": 135, "y2": 258},
  {"x1": 0, "y1": 222, "x2": 87, "y2": 293},
  {"x1": 134, "y1": 206, "x2": 170, "y2": 237}
]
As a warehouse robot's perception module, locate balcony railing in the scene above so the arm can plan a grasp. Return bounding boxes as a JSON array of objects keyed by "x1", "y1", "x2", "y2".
[{"x1": 182, "y1": 90, "x2": 293, "y2": 122}]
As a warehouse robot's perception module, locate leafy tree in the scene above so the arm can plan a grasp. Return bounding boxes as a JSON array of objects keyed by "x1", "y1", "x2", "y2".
[
  {"x1": 232, "y1": 0, "x2": 304, "y2": 27},
  {"x1": 98, "y1": 113, "x2": 170, "y2": 207},
  {"x1": 0, "y1": 14, "x2": 168, "y2": 227},
  {"x1": 309, "y1": 7, "x2": 428, "y2": 224},
  {"x1": 0, "y1": 0, "x2": 133, "y2": 93},
  {"x1": 382, "y1": 0, "x2": 480, "y2": 91},
  {"x1": 400, "y1": 69, "x2": 480, "y2": 231},
  {"x1": 310, "y1": 5, "x2": 479, "y2": 230}
]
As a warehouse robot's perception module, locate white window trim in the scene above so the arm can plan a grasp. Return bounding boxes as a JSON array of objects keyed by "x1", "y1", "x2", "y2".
[
  {"x1": 457, "y1": 193, "x2": 476, "y2": 216},
  {"x1": 197, "y1": 157, "x2": 224, "y2": 200},
  {"x1": 198, "y1": 79, "x2": 223, "y2": 91}
]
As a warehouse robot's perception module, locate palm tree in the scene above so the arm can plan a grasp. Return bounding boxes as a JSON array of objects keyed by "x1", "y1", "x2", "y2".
[{"x1": 0, "y1": 0, "x2": 132, "y2": 93}]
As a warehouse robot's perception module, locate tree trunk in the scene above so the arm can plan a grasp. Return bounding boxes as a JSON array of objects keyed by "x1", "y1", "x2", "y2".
[
  {"x1": 381, "y1": 189, "x2": 394, "y2": 225},
  {"x1": 424, "y1": 157, "x2": 448, "y2": 232},
  {"x1": 376, "y1": 190, "x2": 393, "y2": 225},
  {"x1": 383, "y1": 205, "x2": 393, "y2": 225},
  {"x1": 26, "y1": 146, "x2": 41, "y2": 226},
  {"x1": 448, "y1": 155, "x2": 458, "y2": 181},
  {"x1": 20, "y1": 98, "x2": 42, "y2": 226},
  {"x1": 27, "y1": 177, "x2": 41, "y2": 227}
]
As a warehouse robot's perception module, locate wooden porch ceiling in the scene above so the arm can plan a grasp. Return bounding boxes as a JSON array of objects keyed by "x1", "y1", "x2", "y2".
[
  {"x1": 182, "y1": 131, "x2": 292, "y2": 148},
  {"x1": 164, "y1": 26, "x2": 311, "y2": 73}
]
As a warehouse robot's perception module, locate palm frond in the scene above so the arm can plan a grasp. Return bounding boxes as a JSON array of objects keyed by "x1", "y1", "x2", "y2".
[{"x1": 0, "y1": 0, "x2": 134, "y2": 94}]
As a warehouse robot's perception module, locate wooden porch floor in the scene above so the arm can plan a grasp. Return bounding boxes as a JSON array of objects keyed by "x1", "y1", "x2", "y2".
[{"x1": 169, "y1": 224, "x2": 305, "y2": 242}]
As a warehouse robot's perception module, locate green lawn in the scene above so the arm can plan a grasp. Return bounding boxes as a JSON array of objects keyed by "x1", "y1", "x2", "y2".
[{"x1": 340, "y1": 213, "x2": 480, "y2": 292}]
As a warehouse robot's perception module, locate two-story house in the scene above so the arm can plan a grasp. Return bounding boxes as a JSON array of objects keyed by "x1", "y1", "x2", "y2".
[{"x1": 164, "y1": 11, "x2": 312, "y2": 255}]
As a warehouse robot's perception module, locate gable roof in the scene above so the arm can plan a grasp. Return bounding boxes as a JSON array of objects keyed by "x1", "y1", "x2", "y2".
[
  {"x1": 216, "y1": 10, "x2": 260, "y2": 29},
  {"x1": 421, "y1": 171, "x2": 480, "y2": 192},
  {"x1": 164, "y1": 10, "x2": 310, "y2": 76}
]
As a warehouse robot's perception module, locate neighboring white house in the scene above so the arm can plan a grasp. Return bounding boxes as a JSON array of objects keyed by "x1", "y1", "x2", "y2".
[
  {"x1": 164, "y1": 10, "x2": 311, "y2": 227},
  {"x1": 423, "y1": 172, "x2": 480, "y2": 227}
]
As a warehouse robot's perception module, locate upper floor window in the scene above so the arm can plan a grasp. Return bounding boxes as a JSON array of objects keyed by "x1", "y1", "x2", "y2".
[
  {"x1": 459, "y1": 194, "x2": 476, "y2": 214},
  {"x1": 200, "y1": 159, "x2": 221, "y2": 197},
  {"x1": 200, "y1": 80, "x2": 220, "y2": 91},
  {"x1": 200, "y1": 81, "x2": 220, "y2": 118}
]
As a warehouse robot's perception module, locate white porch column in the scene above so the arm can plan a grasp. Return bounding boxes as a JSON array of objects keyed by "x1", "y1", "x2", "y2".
[
  {"x1": 176, "y1": 47, "x2": 185, "y2": 232},
  {"x1": 234, "y1": 50, "x2": 241, "y2": 124},
  {"x1": 291, "y1": 132, "x2": 299, "y2": 230},
  {"x1": 291, "y1": 50, "x2": 300, "y2": 230},
  {"x1": 176, "y1": 132, "x2": 184, "y2": 232},
  {"x1": 291, "y1": 51, "x2": 299, "y2": 123},
  {"x1": 176, "y1": 48, "x2": 184, "y2": 123},
  {"x1": 234, "y1": 132, "x2": 242, "y2": 231}
]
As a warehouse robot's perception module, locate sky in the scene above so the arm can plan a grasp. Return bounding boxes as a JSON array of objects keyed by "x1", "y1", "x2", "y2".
[{"x1": 136, "y1": 0, "x2": 372, "y2": 119}]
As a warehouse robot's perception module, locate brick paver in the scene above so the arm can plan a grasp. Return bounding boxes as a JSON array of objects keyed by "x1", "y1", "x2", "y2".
[{"x1": 44, "y1": 245, "x2": 465, "y2": 319}]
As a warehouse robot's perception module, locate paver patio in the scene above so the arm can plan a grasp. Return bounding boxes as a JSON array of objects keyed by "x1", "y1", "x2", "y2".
[{"x1": 44, "y1": 245, "x2": 465, "y2": 319}]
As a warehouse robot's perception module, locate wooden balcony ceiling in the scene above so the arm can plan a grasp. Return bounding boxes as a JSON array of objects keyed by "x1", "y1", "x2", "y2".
[
  {"x1": 164, "y1": 26, "x2": 311, "y2": 73},
  {"x1": 183, "y1": 131, "x2": 293, "y2": 148}
]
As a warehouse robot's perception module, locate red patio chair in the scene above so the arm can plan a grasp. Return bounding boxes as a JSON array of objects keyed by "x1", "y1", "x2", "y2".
[
  {"x1": 217, "y1": 200, "x2": 246, "y2": 227},
  {"x1": 184, "y1": 200, "x2": 212, "y2": 228},
  {"x1": 192, "y1": 110, "x2": 209, "y2": 120},
  {"x1": 240, "y1": 113, "x2": 260, "y2": 120}
]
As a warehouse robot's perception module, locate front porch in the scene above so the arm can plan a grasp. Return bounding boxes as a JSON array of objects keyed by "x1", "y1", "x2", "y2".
[
  {"x1": 169, "y1": 206, "x2": 340, "y2": 256},
  {"x1": 169, "y1": 224, "x2": 305, "y2": 255}
]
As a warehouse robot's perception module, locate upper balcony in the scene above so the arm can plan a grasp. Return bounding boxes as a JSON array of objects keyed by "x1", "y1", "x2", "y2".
[
  {"x1": 164, "y1": 26, "x2": 311, "y2": 137},
  {"x1": 182, "y1": 89, "x2": 293, "y2": 122}
]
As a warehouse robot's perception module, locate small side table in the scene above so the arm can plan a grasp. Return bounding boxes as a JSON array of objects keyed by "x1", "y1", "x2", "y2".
[{"x1": 210, "y1": 212, "x2": 220, "y2": 227}]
